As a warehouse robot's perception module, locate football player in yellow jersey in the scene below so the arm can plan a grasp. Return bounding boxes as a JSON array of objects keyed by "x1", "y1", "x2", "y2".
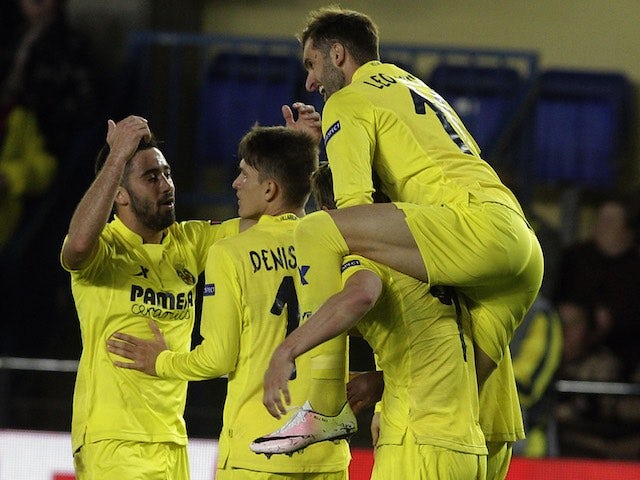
[
  {"x1": 253, "y1": 163, "x2": 487, "y2": 479},
  {"x1": 262, "y1": 5, "x2": 543, "y2": 453},
  {"x1": 265, "y1": 163, "x2": 525, "y2": 479},
  {"x1": 60, "y1": 115, "x2": 250, "y2": 480},
  {"x1": 106, "y1": 125, "x2": 352, "y2": 480}
]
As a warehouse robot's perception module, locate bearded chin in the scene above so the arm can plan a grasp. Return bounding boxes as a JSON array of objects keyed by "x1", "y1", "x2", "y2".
[
  {"x1": 148, "y1": 210, "x2": 175, "y2": 231},
  {"x1": 131, "y1": 197, "x2": 175, "y2": 231}
]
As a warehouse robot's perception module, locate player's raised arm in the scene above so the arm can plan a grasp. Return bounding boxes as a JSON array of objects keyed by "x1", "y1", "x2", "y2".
[{"x1": 62, "y1": 116, "x2": 151, "y2": 270}]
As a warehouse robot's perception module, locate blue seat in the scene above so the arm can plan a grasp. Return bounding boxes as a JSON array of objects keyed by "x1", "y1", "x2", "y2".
[
  {"x1": 532, "y1": 70, "x2": 631, "y2": 187},
  {"x1": 192, "y1": 52, "x2": 303, "y2": 203},
  {"x1": 427, "y1": 64, "x2": 524, "y2": 154}
]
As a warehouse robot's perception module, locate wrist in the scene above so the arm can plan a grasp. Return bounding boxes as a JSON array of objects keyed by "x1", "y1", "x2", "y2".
[{"x1": 275, "y1": 342, "x2": 296, "y2": 363}]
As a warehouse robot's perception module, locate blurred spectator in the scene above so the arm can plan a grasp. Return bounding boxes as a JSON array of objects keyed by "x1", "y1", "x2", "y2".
[
  {"x1": 0, "y1": 105, "x2": 56, "y2": 254},
  {"x1": 1, "y1": 0, "x2": 99, "y2": 256},
  {"x1": 1, "y1": 0, "x2": 99, "y2": 157},
  {"x1": 555, "y1": 193, "x2": 640, "y2": 380},
  {"x1": 553, "y1": 192, "x2": 640, "y2": 459},
  {"x1": 0, "y1": 0, "x2": 100, "y2": 357}
]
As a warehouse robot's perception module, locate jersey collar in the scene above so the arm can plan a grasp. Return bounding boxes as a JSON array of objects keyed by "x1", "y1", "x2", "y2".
[{"x1": 111, "y1": 215, "x2": 173, "y2": 246}]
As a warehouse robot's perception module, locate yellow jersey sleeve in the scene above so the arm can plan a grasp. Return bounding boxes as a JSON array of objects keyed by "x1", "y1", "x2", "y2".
[{"x1": 156, "y1": 243, "x2": 241, "y2": 379}]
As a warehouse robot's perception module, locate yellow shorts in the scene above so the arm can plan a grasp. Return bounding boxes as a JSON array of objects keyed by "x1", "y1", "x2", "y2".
[
  {"x1": 73, "y1": 440, "x2": 189, "y2": 480},
  {"x1": 215, "y1": 468, "x2": 348, "y2": 480},
  {"x1": 397, "y1": 200, "x2": 544, "y2": 364},
  {"x1": 372, "y1": 434, "x2": 486, "y2": 480},
  {"x1": 479, "y1": 351, "x2": 526, "y2": 441},
  {"x1": 486, "y1": 441, "x2": 513, "y2": 480}
]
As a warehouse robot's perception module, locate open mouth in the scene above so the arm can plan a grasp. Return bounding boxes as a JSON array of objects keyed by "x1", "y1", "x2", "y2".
[{"x1": 159, "y1": 197, "x2": 175, "y2": 208}]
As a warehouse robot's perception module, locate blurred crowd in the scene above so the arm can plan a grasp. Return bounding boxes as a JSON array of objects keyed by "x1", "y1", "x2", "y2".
[
  {"x1": 512, "y1": 191, "x2": 640, "y2": 460},
  {"x1": 0, "y1": 0, "x2": 103, "y2": 357}
]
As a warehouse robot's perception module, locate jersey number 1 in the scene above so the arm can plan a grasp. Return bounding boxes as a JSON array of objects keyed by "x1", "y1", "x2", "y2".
[{"x1": 270, "y1": 275, "x2": 300, "y2": 379}]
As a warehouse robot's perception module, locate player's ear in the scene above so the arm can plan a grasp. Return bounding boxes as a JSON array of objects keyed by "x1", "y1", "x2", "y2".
[
  {"x1": 331, "y1": 42, "x2": 346, "y2": 66},
  {"x1": 264, "y1": 179, "x2": 278, "y2": 202},
  {"x1": 115, "y1": 185, "x2": 129, "y2": 207}
]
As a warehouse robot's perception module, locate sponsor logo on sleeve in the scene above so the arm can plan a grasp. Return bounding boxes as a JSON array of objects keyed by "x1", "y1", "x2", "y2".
[
  {"x1": 324, "y1": 120, "x2": 341, "y2": 145},
  {"x1": 341, "y1": 259, "x2": 361, "y2": 273}
]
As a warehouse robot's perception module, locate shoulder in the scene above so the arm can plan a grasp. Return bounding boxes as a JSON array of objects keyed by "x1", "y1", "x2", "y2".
[
  {"x1": 341, "y1": 255, "x2": 383, "y2": 278},
  {"x1": 175, "y1": 217, "x2": 241, "y2": 239}
]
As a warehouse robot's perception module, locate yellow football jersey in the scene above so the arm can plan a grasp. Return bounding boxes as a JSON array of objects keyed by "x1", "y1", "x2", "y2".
[
  {"x1": 322, "y1": 60, "x2": 523, "y2": 216},
  {"x1": 156, "y1": 214, "x2": 350, "y2": 473},
  {"x1": 342, "y1": 255, "x2": 486, "y2": 455},
  {"x1": 62, "y1": 215, "x2": 240, "y2": 454}
]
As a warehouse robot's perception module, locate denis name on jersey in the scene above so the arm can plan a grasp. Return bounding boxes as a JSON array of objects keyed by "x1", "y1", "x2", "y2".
[{"x1": 249, "y1": 244, "x2": 297, "y2": 273}]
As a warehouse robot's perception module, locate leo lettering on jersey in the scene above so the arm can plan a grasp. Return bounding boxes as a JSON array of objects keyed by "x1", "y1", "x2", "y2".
[
  {"x1": 362, "y1": 72, "x2": 418, "y2": 90},
  {"x1": 249, "y1": 245, "x2": 297, "y2": 273},
  {"x1": 363, "y1": 72, "x2": 397, "y2": 89}
]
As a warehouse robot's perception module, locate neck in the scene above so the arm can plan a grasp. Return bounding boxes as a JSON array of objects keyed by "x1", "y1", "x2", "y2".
[{"x1": 264, "y1": 204, "x2": 305, "y2": 219}]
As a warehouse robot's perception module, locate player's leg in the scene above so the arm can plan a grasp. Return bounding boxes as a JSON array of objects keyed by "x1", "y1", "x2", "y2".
[
  {"x1": 401, "y1": 200, "x2": 543, "y2": 384},
  {"x1": 294, "y1": 210, "x2": 351, "y2": 415},
  {"x1": 291, "y1": 204, "x2": 426, "y2": 413},
  {"x1": 328, "y1": 203, "x2": 428, "y2": 282},
  {"x1": 295, "y1": 200, "x2": 541, "y2": 403},
  {"x1": 250, "y1": 211, "x2": 358, "y2": 456},
  {"x1": 291, "y1": 205, "x2": 424, "y2": 415}
]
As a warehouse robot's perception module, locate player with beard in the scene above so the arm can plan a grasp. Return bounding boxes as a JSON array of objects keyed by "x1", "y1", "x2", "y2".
[{"x1": 60, "y1": 115, "x2": 249, "y2": 480}]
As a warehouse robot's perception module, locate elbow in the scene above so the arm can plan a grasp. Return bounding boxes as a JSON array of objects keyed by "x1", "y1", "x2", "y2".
[
  {"x1": 347, "y1": 288, "x2": 378, "y2": 319},
  {"x1": 61, "y1": 238, "x2": 96, "y2": 270},
  {"x1": 342, "y1": 272, "x2": 382, "y2": 322}
]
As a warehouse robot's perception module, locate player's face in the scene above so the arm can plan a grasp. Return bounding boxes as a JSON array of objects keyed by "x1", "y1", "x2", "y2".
[
  {"x1": 124, "y1": 148, "x2": 176, "y2": 231},
  {"x1": 303, "y1": 40, "x2": 346, "y2": 102},
  {"x1": 232, "y1": 159, "x2": 268, "y2": 220}
]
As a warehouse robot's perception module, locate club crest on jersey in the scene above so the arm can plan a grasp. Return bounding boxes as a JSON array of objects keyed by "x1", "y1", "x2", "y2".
[
  {"x1": 341, "y1": 259, "x2": 361, "y2": 272},
  {"x1": 175, "y1": 263, "x2": 196, "y2": 285},
  {"x1": 324, "y1": 120, "x2": 341, "y2": 145},
  {"x1": 203, "y1": 283, "x2": 215, "y2": 296}
]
